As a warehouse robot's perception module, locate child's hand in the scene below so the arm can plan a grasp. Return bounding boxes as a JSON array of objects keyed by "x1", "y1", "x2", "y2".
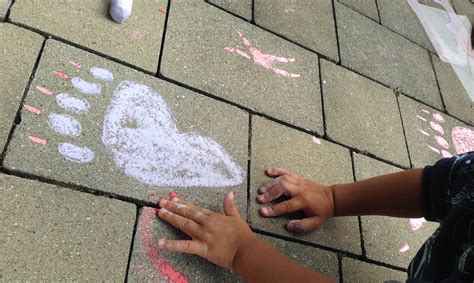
[
  {"x1": 257, "y1": 167, "x2": 334, "y2": 233},
  {"x1": 157, "y1": 192, "x2": 257, "y2": 270}
]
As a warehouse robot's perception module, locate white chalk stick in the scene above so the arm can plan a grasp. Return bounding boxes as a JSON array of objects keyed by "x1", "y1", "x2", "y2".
[{"x1": 110, "y1": 0, "x2": 134, "y2": 24}]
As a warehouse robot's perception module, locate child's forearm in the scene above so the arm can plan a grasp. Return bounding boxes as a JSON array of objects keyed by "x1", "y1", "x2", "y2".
[
  {"x1": 233, "y1": 238, "x2": 335, "y2": 283},
  {"x1": 332, "y1": 168, "x2": 424, "y2": 218}
]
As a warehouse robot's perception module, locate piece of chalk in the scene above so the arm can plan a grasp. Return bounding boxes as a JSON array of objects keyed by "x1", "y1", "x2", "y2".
[{"x1": 110, "y1": 0, "x2": 134, "y2": 24}]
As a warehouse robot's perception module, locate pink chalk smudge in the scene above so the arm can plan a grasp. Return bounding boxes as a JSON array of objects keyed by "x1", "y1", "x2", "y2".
[
  {"x1": 426, "y1": 144, "x2": 441, "y2": 155},
  {"x1": 421, "y1": 109, "x2": 430, "y2": 114},
  {"x1": 36, "y1": 85, "x2": 53, "y2": 96},
  {"x1": 138, "y1": 207, "x2": 188, "y2": 283},
  {"x1": 312, "y1": 136, "x2": 321, "y2": 144},
  {"x1": 169, "y1": 192, "x2": 180, "y2": 199},
  {"x1": 159, "y1": 7, "x2": 166, "y2": 14},
  {"x1": 69, "y1": 60, "x2": 81, "y2": 69},
  {"x1": 27, "y1": 135, "x2": 47, "y2": 145},
  {"x1": 224, "y1": 29, "x2": 301, "y2": 78},
  {"x1": 416, "y1": 115, "x2": 427, "y2": 122},
  {"x1": 417, "y1": 129, "x2": 430, "y2": 137},
  {"x1": 452, "y1": 127, "x2": 474, "y2": 154},
  {"x1": 409, "y1": 217, "x2": 426, "y2": 231},
  {"x1": 434, "y1": 136, "x2": 449, "y2": 149},
  {"x1": 399, "y1": 243, "x2": 410, "y2": 253},
  {"x1": 53, "y1": 70, "x2": 69, "y2": 80},
  {"x1": 133, "y1": 29, "x2": 146, "y2": 40},
  {"x1": 441, "y1": 150, "x2": 453, "y2": 158},
  {"x1": 23, "y1": 103, "x2": 41, "y2": 115},
  {"x1": 432, "y1": 113, "x2": 445, "y2": 123},
  {"x1": 429, "y1": 121, "x2": 445, "y2": 135}
]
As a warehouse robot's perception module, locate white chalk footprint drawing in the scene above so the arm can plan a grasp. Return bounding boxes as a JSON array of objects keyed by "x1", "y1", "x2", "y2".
[{"x1": 26, "y1": 62, "x2": 244, "y2": 187}]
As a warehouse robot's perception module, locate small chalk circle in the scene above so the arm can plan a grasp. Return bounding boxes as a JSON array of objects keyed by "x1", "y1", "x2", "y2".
[{"x1": 110, "y1": 0, "x2": 133, "y2": 24}]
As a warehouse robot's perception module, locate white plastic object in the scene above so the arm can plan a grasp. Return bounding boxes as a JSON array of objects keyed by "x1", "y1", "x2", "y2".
[{"x1": 110, "y1": 0, "x2": 134, "y2": 24}]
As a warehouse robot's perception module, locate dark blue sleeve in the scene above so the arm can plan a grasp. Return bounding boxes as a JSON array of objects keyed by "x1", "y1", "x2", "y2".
[{"x1": 421, "y1": 152, "x2": 474, "y2": 222}]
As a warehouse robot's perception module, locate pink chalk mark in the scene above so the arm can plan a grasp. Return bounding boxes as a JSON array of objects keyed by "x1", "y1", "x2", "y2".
[
  {"x1": 36, "y1": 86, "x2": 53, "y2": 96},
  {"x1": 416, "y1": 115, "x2": 427, "y2": 122},
  {"x1": 417, "y1": 128, "x2": 430, "y2": 137},
  {"x1": 27, "y1": 136, "x2": 47, "y2": 145},
  {"x1": 138, "y1": 208, "x2": 188, "y2": 283},
  {"x1": 312, "y1": 136, "x2": 321, "y2": 144},
  {"x1": 421, "y1": 109, "x2": 430, "y2": 114},
  {"x1": 432, "y1": 113, "x2": 445, "y2": 123},
  {"x1": 69, "y1": 60, "x2": 81, "y2": 69},
  {"x1": 429, "y1": 121, "x2": 445, "y2": 135},
  {"x1": 441, "y1": 150, "x2": 453, "y2": 158},
  {"x1": 409, "y1": 217, "x2": 426, "y2": 231},
  {"x1": 133, "y1": 29, "x2": 146, "y2": 40},
  {"x1": 169, "y1": 192, "x2": 180, "y2": 199},
  {"x1": 23, "y1": 103, "x2": 41, "y2": 115},
  {"x1": 224, "y1": 29, "x2": 301, "y2": 78},
  {"x1": 159, "y1": 7, "x2": 166, "y2": 14},
  {"x1": 426, "y1": 144, "x2": 441, "y2": 155},
  {"x1": 451, "y1": 127, "x2": 474, "y2": 154},
  {"x1": 399, "y1": 243, "x2": 410, "y2": 253},
  {"x1": 53, "y1": 70, "x2": 69, "y2": 80},
  {"x1": 434, "y1": 136, "x2": 449, "y2": 149}
]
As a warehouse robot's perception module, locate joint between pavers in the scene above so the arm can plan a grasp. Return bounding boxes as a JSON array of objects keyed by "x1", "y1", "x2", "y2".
[
  {"x1": 340, "y1": 254, "x2": 408, "y2": 273},
  {"x1": 124, "y1": 205, "x2": 140, "y2": 282},
  {"x1": 337, "y1": 253, "x2": 344, "y2": 283},
  {"x1": 395, "y1": 94, "x2": 414, "y2": 169},
  {"x1": 204, "y1": 0, "x2": 253, "y2": 23},
  {"x1": 246, "y1": 114, "x2": 253, "y2": 225},
  {"x1": 428, "y1": 51, "x2": 447, "y2": 113},
  {"x1": 156, "y1": 0, "x2": 172, "y2": 76},
  {"x1": 374, "y1": 0, "x2": 382, "y2": 23},
  {"x1": 3, "y1": 0, "x2": 15, "y2": 21},
  {"x1": 331, "y1": 0, "x2": 342, "y2": 64},
  {"x1": 318, "y1": 58, "x2": 328, "y2": 137},
  {"x1": 1, "y1": 36, "x2": 46, "y2": 166},
  {"x1": 251, "y1": 0, "x2": 256, "y2": 24}
]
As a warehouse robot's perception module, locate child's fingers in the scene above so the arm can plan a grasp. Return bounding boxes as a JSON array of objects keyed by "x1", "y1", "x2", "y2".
[
  {"x1": 171, "y1": 197, "x2": 213, "y2": 216},
  {"x1": 257, "y1": 185, "x2": 285, "y2": 203},
  {"x1": 259, "y1": 198, "x2": 303, "y2": 217},
  {"x1": 265, "y1": 167, "x2": 298, "y2": 178},
  {"x1": 158, "y1": 238, "x2": 205, "y2": 257},
  {"x1": 286, "y1": 217, "x2": 323, "y2": 233},
  {"x1": 159, "y1": 199, "x2": 209, "y2": 224},
  {"x1": 157, "y1": 208, "x2": 204, "y2": 238}
]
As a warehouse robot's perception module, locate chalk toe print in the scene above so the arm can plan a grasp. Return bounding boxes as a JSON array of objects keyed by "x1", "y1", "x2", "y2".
[
  {"x1": 416, "y1": 109, "x2": 474, "y2": 158},
  {"x1": 224, "y1": 29, "x2": 301, "y2": 79},
  {"x1": 26, "y1": 62, "x2": 244, "y2": 188}
]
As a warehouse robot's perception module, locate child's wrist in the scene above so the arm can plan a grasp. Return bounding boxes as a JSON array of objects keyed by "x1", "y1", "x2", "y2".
[{"x1": 232, "y1": 235, "x2": 260, "y2": 272}]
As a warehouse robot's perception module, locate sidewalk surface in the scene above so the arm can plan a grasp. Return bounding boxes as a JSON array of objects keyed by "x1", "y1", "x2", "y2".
[{"x1": 1, "y1": 0, "x2": 473, "y2": 282}]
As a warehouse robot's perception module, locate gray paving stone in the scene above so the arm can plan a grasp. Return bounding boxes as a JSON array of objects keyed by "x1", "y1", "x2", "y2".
[
  {"x1": 208, "y1": 0, "x2": 252, "y2": 20},
  {"x1": 3, "y1": 39, "x2": 249, "y2": 209},
  {"x1": 431, "y1": 54, "x2": 473, "y2": 125},
  {"x1": 254, "y1": 0, "x2": 338, "y2": 61},
  {"x1": 0, "y1": 24, "x2": 43, "y2": 153},
  {"x1": 377, "y1": 0, "x2": 436, "y2": 52},
  {"x1": 454, "y1": 0, "x2": 474, "y2": 16},
  {"x1": 161, "y1": 0, "x2": 323, "y2": 134},
  {"x1": 339, "y1": 0, "x2": 379, "y2": 22},
  {"x1": 9, "y1": 0, "x2": 166, "y2": 73},
  {"x1": 321, "y1": 60, "x2": 410, "y2": 167},
  {"x1": 249, "y1": 117, "x2": 361, "y2": 254},
  {"x1": 341, "y1": 257, "x2": 407, "y2": 282},
  {"x1": 0, "y1": 173, "x2": 135, "y2": 281},
  {"x1": 258, "y1": 234, "x2": 340, "y2": 280},
  {"x1": 398, "y1": 94, "x2": 474, "y2": 168},
  {"x1": 354, "y1": 153, "x2": 439, "y2": 268},
  {"x1": 128, "y1": 206, "x2": 240, "y2": 282},
  {"x1": 336, "y1": 2, "x2": 443, "y2": 109},
  {"x1": 0, "y1": 0, "x2": 11, "y2": 20}
]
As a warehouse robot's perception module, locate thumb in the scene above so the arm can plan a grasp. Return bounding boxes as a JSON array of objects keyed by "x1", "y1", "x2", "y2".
[
  {"x1": 286, "y1": 216, "x2": 323, "y2": 233},
  {"x1": 223, "y1": 191, "x2": 240, "y2": 217}
]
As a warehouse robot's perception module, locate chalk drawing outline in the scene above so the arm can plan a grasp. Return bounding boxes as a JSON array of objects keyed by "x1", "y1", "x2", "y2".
[{"x1": 224, "y1": 29, "x2": 301, "y2": 79}]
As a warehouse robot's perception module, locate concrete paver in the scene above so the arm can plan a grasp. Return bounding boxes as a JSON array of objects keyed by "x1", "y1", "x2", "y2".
[
  {"x1": 3, "y1": 39, "x2": 249, "y2": 209},
  {"x1": 322, "y1": 60, "x2": 410, "y2": 167},
  {"x1": 128, "y1": 206, "x2": 240, "y2": 282},
  {"x1": 354, "y1": 153, "x2": 438, "y2": 268},
  {"x1": 258, "y1": 234, "x2": 340, "y2": 280},
  {"x1": 341, "y1": 257, "x2": 407, "y2": 282},
  {"x1": 0, "y1": 23, "x2": 43, "y2": 153},
  {"x1": 208, "y1": 0, "x2": 252, "y2": 20},
  {"x1": 9, "y1": 0, "x2": 166, "y2": 73},
  {"x1": 431, "y1": 54, "x2": 473, "y2": 125},
  {"x1": 254, "y1": 0, "x2": 339, "y2": 61},
  {"x1": 377, "y1": 0, "x2": 436, "y2": 52},
  {"x1": 398, "y1": 94, "x2": 474, "y2": 168},
  {"x1": 454, "y1": 0, "x2": 474, "y2": 16},
  {"x1": 336, "y1": 2, "x2": 443, "y2": 109},
  {"x1": 339, "y1": 0, "x2": 379, "y2": 22},
  {"x1": 0, "y1": 0, "x2": 11, "y2": 20},
  {"x1": 250, "y1": 116, "x2": 361, "y2": 253},
  {"x1": 161, "y1": 0, "x2": 323, "y2": 134},
  {"x1": 0, "y1": 174, "x2": 135, "y2": 281}
]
